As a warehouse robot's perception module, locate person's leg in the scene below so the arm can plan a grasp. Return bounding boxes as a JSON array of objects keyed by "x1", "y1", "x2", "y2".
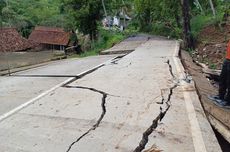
[
  {"x1": 225, "y1": 61, "x2": 230, "y2": 103},
  {"x1": 219, "y1": 60, "x2": 227, "y2": 100}
]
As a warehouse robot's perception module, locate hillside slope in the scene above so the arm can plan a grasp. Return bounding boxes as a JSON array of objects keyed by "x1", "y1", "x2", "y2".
[{"x1": 193, "y1": 19, "x2": 230, "y2": 69}]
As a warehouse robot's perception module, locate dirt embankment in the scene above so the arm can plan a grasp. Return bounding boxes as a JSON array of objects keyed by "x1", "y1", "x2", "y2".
[
  {"x1": 181, "y1": 50, "x2": 230, "y2": 151},
  {"x1": 192, "y1": 23, "x2": 230, "y2": 69},
  {"x1": 181, "y1": 20, "x2": 230, "y2": 150}
]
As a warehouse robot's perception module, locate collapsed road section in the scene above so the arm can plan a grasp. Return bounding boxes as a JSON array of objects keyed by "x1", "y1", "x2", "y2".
[{"x1": 0, "y1": 39, "x2": 222, "y2": 152}]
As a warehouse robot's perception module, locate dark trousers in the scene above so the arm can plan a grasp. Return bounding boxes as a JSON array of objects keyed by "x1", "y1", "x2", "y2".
[{"x1": 219, "y1": 59, "x2": 230, "y2": 102}]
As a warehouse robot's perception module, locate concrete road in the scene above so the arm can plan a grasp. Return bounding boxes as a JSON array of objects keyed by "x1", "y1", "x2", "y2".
[
  {"x1": 13, "y1": 55, "x2": 117, "y2": 76},
  {"x1": 0, "y1": 39, "x2": 221, "y2": 152},
  {"x1": 0, "y1": 55, "x2": 117, "y2": 115},
  {"x1": 101, "y1": 34, "x2": 168, "y2": 55}
]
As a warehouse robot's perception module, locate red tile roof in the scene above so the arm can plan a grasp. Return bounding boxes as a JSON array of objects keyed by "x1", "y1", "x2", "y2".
[
  {"x1": 0, "y1": 28, "x2": 35, "y2": 52},
  {"x1": 29, "y1": 26, "x2": 70, "y2": 46}
]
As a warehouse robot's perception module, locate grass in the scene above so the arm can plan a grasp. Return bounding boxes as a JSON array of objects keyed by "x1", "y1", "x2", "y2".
[
  {"x1": 69, "y1": 28, "x2": 127, "y2": 58},
  {"x1": 210, "y1": 63, "x2": 217, "y2": 69},
  {"x1": 150, "y1": 22, "x2": 182, "y2": 39},
  {"x1": 191, "y1": 15, "x2": 213, "y2": 38},
  {"x1": 191, "y1": 11, "x2": 224, "y2": 39}
]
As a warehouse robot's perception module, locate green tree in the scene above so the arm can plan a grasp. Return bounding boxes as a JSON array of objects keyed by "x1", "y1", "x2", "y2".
[
  {"x1": 1, "y1": 6, "x2": 17, "y2": 26},
  {"x1": 134, "y1": 0, "x2": 153, "y2": 31},
  {"x1": 0, "y1": 0, "x2": 6, "y2": 27},
  {"x1": 103, "y1": 0, "x2": 133, "y2": 16},
  {"x1": 0, "y1": 0, "x2": 6, "y2": 12},
  {"x1": 64, "y1": 0, "x2": 102, "y2": 40},
  {"x1": 1, "y1": 0, "x2": 69, "y2": 37},
  {"x1": 134, "y1": 0, "x2": 182, "y2": 36}
]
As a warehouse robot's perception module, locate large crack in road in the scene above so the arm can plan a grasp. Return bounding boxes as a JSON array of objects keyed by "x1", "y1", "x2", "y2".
[
  {"x1": 133, "y1": 59, "x2": 179, "y2": 152},
  {"x1": 63, "y1": 54, "x2": 127, "y2": 87},
  {"x1": 110, "y1": 54, "x2": 127, "y2": 65},
  {"x1": 64, "y1": 86, "x2": 109, "y2": 152},
  {"x1": 61, "y1": 56, "x2": 179, "y2": 152},
  {"x1": 166, "y1": 59, "x2": 176, "y2": 79},
  {"x1": 62, "y1": 54, "x2": 131, "y2": 152}
]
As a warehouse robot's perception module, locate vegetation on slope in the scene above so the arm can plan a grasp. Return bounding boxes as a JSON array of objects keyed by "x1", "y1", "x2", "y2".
[{"x1": 0, "y1": 0, "x2": 229, "y2": 55}]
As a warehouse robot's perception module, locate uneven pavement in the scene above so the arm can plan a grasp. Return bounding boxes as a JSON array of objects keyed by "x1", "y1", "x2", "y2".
[
  {"x1": 0, "y1": 39, "x2": 221, "y2": 152},
  {"x1": 100, "y1": 35, "x2": 149, "y2": 55},
  {"x1": 0, "y1": 55, "x2": 117, "y2": 115}
]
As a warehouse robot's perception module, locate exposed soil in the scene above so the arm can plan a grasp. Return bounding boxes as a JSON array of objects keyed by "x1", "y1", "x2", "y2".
[
  {"x1": 180, "y1": 17, "x2": 230, "y2": 150},
  {"x1": 180, "y1": 50, "x2": 230, "y2": 151},
  {"x1": 192, "y1": 23, "x2": 230, "y2": 69}
]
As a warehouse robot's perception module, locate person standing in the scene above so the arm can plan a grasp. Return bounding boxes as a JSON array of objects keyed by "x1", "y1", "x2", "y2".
[{"x1": 216, "y1": 40, "x2": 230, "y2": 107}]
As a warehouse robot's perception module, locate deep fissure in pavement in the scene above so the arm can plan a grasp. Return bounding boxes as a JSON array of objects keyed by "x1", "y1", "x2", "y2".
[
  {"x1": 156, "y1": 90, "x2": 165, "y2": 105},
  {"x1": 63, "y1": 55, "x2": 127, "y2": 87},
  {"x1": 166, "y1": 59, "x2": 176, "y2": 79},
  {"x1": 110, "y1": 54, "x2": 127, "y2": 65},
  {"x1": 133, "y1": 60, "x2": 179, "y2": 152},
  {"x1": 64, "y1": 86, "x2": 108, "y2": 152}
]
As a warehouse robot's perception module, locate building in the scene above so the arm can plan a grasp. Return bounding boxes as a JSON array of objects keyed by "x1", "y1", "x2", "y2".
[
  {"x1": 0, "y1": 28, "x2": 34, "y2": 52},
  {"x1": 29, "y1": 26, "x2": 70, "y2": 51}
]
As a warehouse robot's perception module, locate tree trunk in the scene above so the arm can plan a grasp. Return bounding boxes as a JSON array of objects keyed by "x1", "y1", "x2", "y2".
[
  {"x1": 175, "y1": 13, "x2": 181, "y2": 28},
  {"x1": 102, "y1": 0, "x2": 107, "y2": 17},
  {"x1": 194, "y1": 0, "x2": 204, "y2": 14},
  {"x1": 90, "y1": 19, "x2": 98, "y2": 41},
  {"x1": 209, "y1": 0, "x2": 216, "y2": 17},
  {"x1": 181, "y1": 0, "x2": 194, "y2": 49}
]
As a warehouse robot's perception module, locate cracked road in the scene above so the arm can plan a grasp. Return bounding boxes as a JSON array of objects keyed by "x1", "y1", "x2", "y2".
[
  {"x1": 0, "y1": 39, "x2": 222, "y2": 152},
  {"x1": 0, "y1": 55, "x2": 117, "y2": 115}
]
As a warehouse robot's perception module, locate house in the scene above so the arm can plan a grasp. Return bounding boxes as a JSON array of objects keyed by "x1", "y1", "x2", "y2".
[
  {"x1": 0, "y1": 28, "x2": 34, "y2": 52},
  {"x1": 29, "y1": 26, "x2": 70, "y2": 51},
  {"x1": 118, "y1": 12, "x2": 131, "y2": 30},
  {"x1": 102, "y1": 13, "x2": 131, "y2": 31}
]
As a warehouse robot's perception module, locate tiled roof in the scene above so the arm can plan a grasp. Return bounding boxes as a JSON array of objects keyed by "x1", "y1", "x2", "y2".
[
  {"x1": 29, "y1": 26, "x2": 70, "y2": 46},
  {"x1": 0, "y1": 28, "x2": 35, "y2": 52}
]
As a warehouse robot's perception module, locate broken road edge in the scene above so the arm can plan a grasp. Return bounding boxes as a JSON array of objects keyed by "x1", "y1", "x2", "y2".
[{"x1": 0, "y1": 55, "x2": 125, "y2": 123}]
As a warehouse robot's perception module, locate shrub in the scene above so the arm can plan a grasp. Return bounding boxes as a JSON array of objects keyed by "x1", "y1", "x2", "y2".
[
  {"x1": 79, "y1": 29, "x2": 125, "y2": 57},
  {"x1": 150, "y1": 22, "x2": 182, "y2": 39}
]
